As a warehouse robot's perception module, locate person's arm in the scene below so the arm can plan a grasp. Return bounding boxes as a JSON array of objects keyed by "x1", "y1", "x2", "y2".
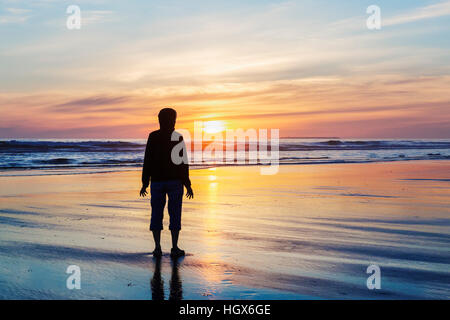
[
  {"x1": 140, "y1": 134, "x2": 152, "y2": 197},
  {"x1": 179, "y1": 136, "x2": 193, "y2": 199},
  {"x1": 182, "y1": 163, "x2": 193, "y2": 199}
]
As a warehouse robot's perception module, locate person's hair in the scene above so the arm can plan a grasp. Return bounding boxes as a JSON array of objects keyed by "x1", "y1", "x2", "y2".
[{"x1": 158, "y1": 108, "x2": 177, "y2": 129}]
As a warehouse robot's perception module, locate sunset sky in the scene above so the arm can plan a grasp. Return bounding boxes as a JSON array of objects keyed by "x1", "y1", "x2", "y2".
[{"x1": 1, "y1": 0, "x2": 449, "y2": 138}]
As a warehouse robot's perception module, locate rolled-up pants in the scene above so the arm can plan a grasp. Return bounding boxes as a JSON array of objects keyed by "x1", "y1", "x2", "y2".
[{"x1": 150, "y1": 180, "x2": 184, "y2": 231}]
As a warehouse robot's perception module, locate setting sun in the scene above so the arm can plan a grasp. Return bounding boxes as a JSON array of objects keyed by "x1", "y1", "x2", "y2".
[{"x1": 203, "y1": 121, "x2": 226, "y2": 134}]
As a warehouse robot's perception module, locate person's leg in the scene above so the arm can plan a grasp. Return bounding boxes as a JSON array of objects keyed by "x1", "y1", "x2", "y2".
[
  {"x1": 170, "y1": 229, "x2": 179, "y2": 249},
  {"x1": 167, "y1": 180, "x2": 184, "y2": 256},
  {"x1": 152, "y1": 230, "x2": 161, "y2": 249},
  {"x1": 150, "y1": 182, "x2": 166, "y2": 256}
]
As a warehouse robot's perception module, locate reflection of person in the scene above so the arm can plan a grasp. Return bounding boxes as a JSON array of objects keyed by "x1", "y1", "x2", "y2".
[
  {"x1": 150, "y1": 258, "x2": 164, "y2": 300},
  {"x1": 140, "y1": 108, "x2": 194, "y2": 259},
  {"x1": 169, "y1": 257, "x2": 183, "y2": 300},
  {"x1": 150, "y1": 257, "x2": 183, "y2": 301}
]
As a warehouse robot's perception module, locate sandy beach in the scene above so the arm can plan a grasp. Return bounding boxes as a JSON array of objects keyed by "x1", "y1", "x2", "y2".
[{"x1": 0, "y1": 161, "x2": 449, "y2": 299}]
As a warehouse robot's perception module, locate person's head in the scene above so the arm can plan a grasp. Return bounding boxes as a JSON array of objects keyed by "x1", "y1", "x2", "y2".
[{"x1": 158, "y1": 108, "x2": 177, "y2": 130}]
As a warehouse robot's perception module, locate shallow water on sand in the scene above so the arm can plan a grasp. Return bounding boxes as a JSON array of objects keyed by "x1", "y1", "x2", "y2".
[{"x1": 0, "y1": 161, "x2": 449, "y2": 299}]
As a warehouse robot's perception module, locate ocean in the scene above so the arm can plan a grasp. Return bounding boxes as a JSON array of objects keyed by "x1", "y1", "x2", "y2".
[{"x1": 0, "y1": 138, "x2": 449, "y2": 174}]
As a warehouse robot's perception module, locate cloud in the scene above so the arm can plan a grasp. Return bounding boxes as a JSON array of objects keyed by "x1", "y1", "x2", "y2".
[
  {"x1": 2, "y1": 1, "x2": 449, "y2": 92},
  {"x1": 52, "y1": 95, "x2": 131, "y2": 112},
  {"x1": 384, "y1": 0, "x2": 450, "y2": 26},
  {"x1": 81, "y1": 10, "x2": 116, "y2": 26},
  {"x1": 1, "y1": 72, "x2": 448, "y2": 137},
  {"x1": 5, "y1": 8, "x2": 31, "y2": 14},
  {"x1": 208, "y1": 101, "x2": 450, "y2": 121},
  {"x1": 0, "y1": 7, "x2": 30, "y2": 24},
  {"x1": 1, "y1": 1, "x2": 450, "y2": 138}
]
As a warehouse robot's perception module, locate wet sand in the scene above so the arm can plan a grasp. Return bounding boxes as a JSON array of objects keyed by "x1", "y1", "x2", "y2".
[{"x1": 0, "y1": 161, "x2": 449, "y2": 299}]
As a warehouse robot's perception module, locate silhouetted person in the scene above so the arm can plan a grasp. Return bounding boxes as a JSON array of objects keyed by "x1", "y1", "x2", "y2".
[{"x1": 140, "y1": 108, "x2": 194, "y2": 259}]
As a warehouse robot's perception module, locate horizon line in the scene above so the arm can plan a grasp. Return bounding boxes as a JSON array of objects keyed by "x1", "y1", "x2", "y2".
[{"x1": 1, "y1": 136, "x2": 450, "y2": 140}]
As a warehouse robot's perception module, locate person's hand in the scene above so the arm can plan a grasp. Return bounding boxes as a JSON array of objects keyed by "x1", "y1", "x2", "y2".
[
  {"x1": 140, "y1": 186, "x2": 148, "y2": 197},
  {"x1": 186, "y1": 185, "x2": 194, "y2": 199}
]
